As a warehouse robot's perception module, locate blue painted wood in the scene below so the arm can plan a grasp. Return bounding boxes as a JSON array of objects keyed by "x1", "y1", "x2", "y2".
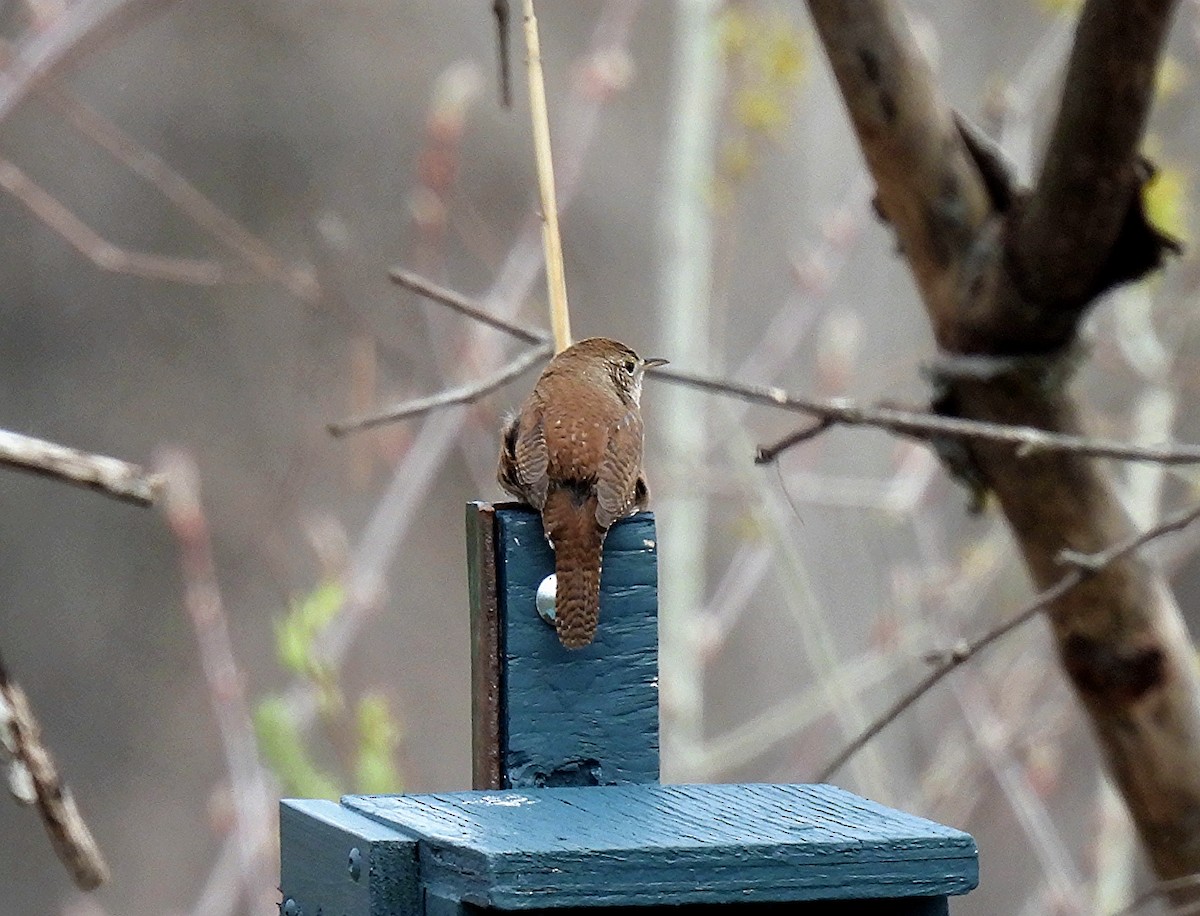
[
  {"x1": 425, "y1": 890, "x2": 470, "y2": 916},
  {"x1": 340, "y1": 783, "x2": 978, "y2": 909},
  {"x1": 501, "y1": 900, "x2": 949, "y2": 915},
  {"x1": 278, "y1": 504, "x2": 980, "y2": 913},
  {"x1": 494, "y1": 505, "x2": 659, "y2": 788},
  {"x1": 279, "y1": 799, "x2": 419, "y2": 916}
]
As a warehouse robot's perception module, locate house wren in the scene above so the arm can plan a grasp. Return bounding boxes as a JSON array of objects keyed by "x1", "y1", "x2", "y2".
[{"x1": 498, "y1": 337, "x2": 666, "y2": 649}]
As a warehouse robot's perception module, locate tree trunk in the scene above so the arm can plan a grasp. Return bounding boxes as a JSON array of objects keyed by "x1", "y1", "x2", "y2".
[{"x1": 805, "y1": 0, "x2": 1200, "y2": 897}]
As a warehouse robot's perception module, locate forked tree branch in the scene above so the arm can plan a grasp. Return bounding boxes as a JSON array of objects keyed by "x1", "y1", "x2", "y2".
[
  {"x1": 330, "y1": 268, "x2": 553, "y2": 435},
  {"x1": 1015, "y1": 0, "x2": 1179, "y2": 308},
  {"x1": 806, "y1": 0, "x2": 1200, "y2": 896}
]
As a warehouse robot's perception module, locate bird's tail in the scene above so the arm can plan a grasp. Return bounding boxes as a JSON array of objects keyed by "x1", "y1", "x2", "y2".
[{"x1": 542, "y1": 487, "x2": 605, "y2": 649}]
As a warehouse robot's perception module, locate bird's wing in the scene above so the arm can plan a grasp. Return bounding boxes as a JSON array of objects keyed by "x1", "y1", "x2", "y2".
[
  {"x1": 511, "y1": 399, "x2": 550, "y2": 509},
  {"x1": 595, "y1": 407, "x2": 644, "y2": 529}
]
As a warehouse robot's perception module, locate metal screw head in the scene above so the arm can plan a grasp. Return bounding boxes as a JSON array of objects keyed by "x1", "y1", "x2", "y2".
[
  {"x1": 348, "y1": 846, "x2": 362, "y2": 881},
  {"x1": 281, "y1": 899, "x2": 300, "y2": 916},
  {"x1": 535, "y1": 573, "x2": 557, "y2": 625}
]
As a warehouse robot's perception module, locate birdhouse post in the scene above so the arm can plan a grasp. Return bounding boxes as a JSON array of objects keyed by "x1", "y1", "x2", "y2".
[{"x1": 279, "y1": 502, "x2": 979, "y2": 915}]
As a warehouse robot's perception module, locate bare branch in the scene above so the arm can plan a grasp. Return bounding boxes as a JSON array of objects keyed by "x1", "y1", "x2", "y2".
[
  {"x1": 1016, "y1": 0, "x2": 1181, "y2": 307},
  {"x1": 370, "y1": 274, "x2": 1200, "y2": 472},
  {"x1": 158, "y1": 451, "x2": 274, "y2": 906},
  {"x1": 327, "y1": 343, "x2": 552, "y2": 436},
  {"x1": 389, "y1": 268, "x2": 548, "y2": 344},
  {"x1": 35, "y1": 78, "x2": 317, "y2": 300},
  {"x1": 0, "y1": 652, "x2": 109, "y2": 890},
  {"x1": 0, "y1": 33, "x2": 315, "y2": 298},
  {"x1": 651, "y1": 367, "x2": 1200, "y2": 466},
  {"x1": 0, "y1": 158, "x2": 249, "y2": 286},
  {"x1": 337, "y1": 268, "x2": 551, "y2": 434},
  {"x1": 818, "y1": 499, "x2": 1200, "y2": 782},
  {"x1": 755, "y1": 418, "x2": 835, "y2": 463},
  {"x1": 0, "y1": 427, "x2": 161, "y2": 505},
  {"x1": 0, "y1": 0, "x2": 179, "y2": 125}
]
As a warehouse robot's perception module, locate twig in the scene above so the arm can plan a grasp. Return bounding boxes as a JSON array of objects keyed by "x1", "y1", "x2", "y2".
[
  {"x1": 952, "y1": 678, "x2": 1088, "y2": 911},
  {"x1": 28, "y1": 69, "x2": 317, "y2": 300},
  {"x1": 522, "y1": 0, "x2": 572, "y2": 352},
  {"x1": 1063, "y1": 501, "x2": 1200, "y2": 571},
  {"x1": 0, "y1": 427, "x2": 161, "y2": 505},
  {"x1": 817, "y1": 499, "x2": 1200, "y2": 782},
  {"x1": 651, "y1": 367, "x2": 1200, "y2": 467},
  {"x1": 364, "y1": 273, "x2": 1200, "y2": 475},
  {"x1": 158, "y1": 450, "x2": 274, "y2": 908},
  {"x1": 0, "y1": 158, "x2": 248, "y2": 286},
  {"x1": 0, "y1": 650, "x2": 109, "y2": 890},
  {"x1": 389, "y1": 267, "x2": 548, "y2": 344},
  {"x1": 757, "y1": 418, "x2": 834, "y2": 459},
  {"x1": 0, "y1": 0, "x2": 178, "y2": 125},
  {"x1": 336, "y1": 269, "x2": 551, "y2": 436},
  {"x1": 327, "y1": 342, "x2": 552, "y2": 436},
  {"x1": 493, "y1": 0, "x2": 512, "y2": 107},
  {"x1": 0, "y1": 38, "x2": 315, "y2": 299}
]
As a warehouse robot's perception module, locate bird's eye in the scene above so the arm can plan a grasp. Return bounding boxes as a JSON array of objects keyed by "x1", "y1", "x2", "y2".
[{"x1": 623, "y1": 359, "x2": 636, "y2": 373}]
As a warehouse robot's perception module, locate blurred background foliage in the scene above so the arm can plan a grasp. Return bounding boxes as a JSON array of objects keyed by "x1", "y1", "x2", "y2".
[{"x1": 0, "y1": 1, "x2": 1197, "y2": 914}]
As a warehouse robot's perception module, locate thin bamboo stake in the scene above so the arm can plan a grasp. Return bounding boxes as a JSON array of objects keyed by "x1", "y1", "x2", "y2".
[{"x1": 522, "y1": 0, "x2": 572, "y2": 353}]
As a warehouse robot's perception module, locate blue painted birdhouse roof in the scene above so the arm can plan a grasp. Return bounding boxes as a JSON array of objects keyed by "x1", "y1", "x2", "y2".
[{"x1": 336, "y1": 782, "x2": 977, "y2": 909}]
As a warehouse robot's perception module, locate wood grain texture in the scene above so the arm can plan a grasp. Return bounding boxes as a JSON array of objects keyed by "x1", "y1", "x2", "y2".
[
  {"x1": 343, "y1": 783, "x2": 977, "y2": 908},
  {"x1": 494, "y1": 504, "x2": 659, "y2": 787},
  {"x1": 413, "y1": 896, "x2": 949, "y2": 915},
  {"x1": 481, "y1": 900, "x2": 950, "y2": 915},
  {"x1": 467, "y1": 501, "x2": 503, "y2": 790},
  {"x1": 279, "y1": 799, "x2": 419, "y2": 916}
]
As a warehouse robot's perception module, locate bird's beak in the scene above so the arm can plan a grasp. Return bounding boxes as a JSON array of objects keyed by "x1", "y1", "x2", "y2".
[{"x1": 643, "y1": 357, "x2": 669, "y2": 369}]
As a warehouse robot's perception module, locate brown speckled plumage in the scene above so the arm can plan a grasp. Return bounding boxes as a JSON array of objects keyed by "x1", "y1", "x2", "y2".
[{"x1": 498, "y1": 337, "x2": 661, "y2": 648}]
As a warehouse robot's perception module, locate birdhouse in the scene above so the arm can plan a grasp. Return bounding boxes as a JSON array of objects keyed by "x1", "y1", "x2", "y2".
[{"x1": 279, "y1": 503, "x2": 978, "y2": 915}]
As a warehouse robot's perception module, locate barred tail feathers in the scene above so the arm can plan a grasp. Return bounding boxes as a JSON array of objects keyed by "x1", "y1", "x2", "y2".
[{"x1": 541, "y1": 487, "x2": 605, "y2": 649}]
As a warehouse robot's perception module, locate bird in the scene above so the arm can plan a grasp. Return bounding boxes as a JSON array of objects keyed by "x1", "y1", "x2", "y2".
[{"x1": 498, "y1": 337, "x2": 666, "y2": 648}]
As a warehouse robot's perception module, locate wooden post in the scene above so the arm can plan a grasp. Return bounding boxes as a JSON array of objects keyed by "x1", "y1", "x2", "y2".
[
  {"x1": 466, "y1": 501, "x2": 660, "y2": 789},
  {"x1": 278, "y1": 501, "x2": 979, "y2": 916}
]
